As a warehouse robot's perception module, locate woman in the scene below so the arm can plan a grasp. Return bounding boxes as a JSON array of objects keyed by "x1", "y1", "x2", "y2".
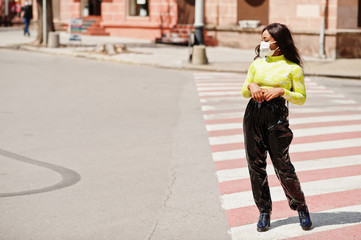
[{"x1": 241, "y1": 23, "x2": 312, "y2": 232}]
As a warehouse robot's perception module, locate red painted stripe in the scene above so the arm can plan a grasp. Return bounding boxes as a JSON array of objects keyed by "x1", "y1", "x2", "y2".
[
  {"x1": 197, "y1": 85, "x2": 244, "y2": 88},
  {"x1": 205, "y1": 118, "x2": 243, "y2": 125},
  {"x1": 293, "y1": 131, "x2": 361, "y2": 144},
  {"x1": 205, "y1": 111, "x2": 361, "y2": 125},
  {"x1": 203, "y1": 108, "x2": 243, "y2": 115},
  {"x1": 200, "y1": 101, "x2": 244, "y2": 106},
  {"x1": 290, "y1": 146, "x2": 361, "y2": 162},
  {"x1": 211, "y1": 132, "x2": 361, "y2": 153},
  {"x1": 214, "y1": 158, "x2": 247, "y2": 170},
  {"x1": 207, "y1": 119, "x2": 361, "y2": 137},
  {"x1": 211, "y1": 142, "x2": 244, "y2": 152},
  {"x1": 226, "y1": 188, "x2": 361, "y2": 227},
  {"x1": 288, "y1": 223, "x2": 361, "y2": 240},
  {"x1": 214, "y1": 146, "x2": 361, "y2": 171},
  {"x1": 219, "y1": 165, "x2": 361, "y2": 195},
  {"x1": 208, "y1": 128, "x2": 243, "y2": 137},
  {"x1": 291, "y1": 119, "x2": 361, "y2": 130},
  {"x1": 290, "y1": 110, "x2": 361, "y2": 118},
  {"x1": 196, "y1": 82, "x2": 244, "y2": 84}
]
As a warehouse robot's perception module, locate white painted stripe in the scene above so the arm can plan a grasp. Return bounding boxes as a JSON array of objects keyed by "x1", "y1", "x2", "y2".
[
  {"x1": 196, "y1": 83, "x2": 244, "y2": 86},
  {"x1": 197, "y1": 87, "x2": 243, "y2": 91},
  {"x1": 198, "y1": 91, "x2": 242, "y2": 97},
  {"x1": 306, "y1": 93, "x2": 345, "y2": 98},
  {"x1": 290, "y1": 114, "x2": 361, "y2": 124},
  {"x1": 212, "y1": 149, "x2": 246, "y2": 161},
  {"x1": 205, "y1": 112, "x2": 361, "y2": 129},
  {"x1": 230, "y1": 205, "x2": 361, "y2": 240},
  {"x1": 202, "y1": 104, "x2": 361, "y2": 113},
  {"x1": 196, "y1": 82, "x2": 243, "y2": 89},
  {"x1": 204, "y1": 112, "x2": 243, "y2": 120},
  {"x1": 307, "y1": 89, "x2": 335, "y2": 93},
  {"x1": 305, "y1": 85, "x2": 327, "y2": 89},
  {"x1": 209, "y1": 124, "x2": 361, "y2": 145},
  {"x1": 212, "y1": 138, "x2": 361, "y2": 161},
  {"x1": 195, "y1": 73, "x2": 241, "y2": 77},
  {"x1": 200, "y1": 97, "x2": 247, "y2": 103},
  {"x1": 293, "y1": 124, "x2": 361, "y2": 137},
  {"x1": 195, "y1": 78, "x2": 243, "y2": 81},
  {"x1": 207, "y1": 115, "x2": 361, "y2": 131},
  {"x1": 206, "y1": 123, "x2": 243, "y2": 131},
  {"x1": 330, "y1": 99, "x2": 358, "y2": 104},
  {"x1": 289, "y1": 106, "x2": 361, "y2": 113},
  {"x1": 221, "y1": 175, "x2": 361, "y2": 210},
  {"x1": 290, "y1": 137, "x2": 361, "y2": 153},
  {"x1": 197, "y1": 86, "x2": 327, "y2": 92},
  {"x1": 216, "y1": 154, "x2": 361, "y2": 183},
  {"x1": 209, "y1": 135, "x2": 244, "y2": 145},
  {"x1": 202, "y1": 105, "x2": 246, "y2": 112}
]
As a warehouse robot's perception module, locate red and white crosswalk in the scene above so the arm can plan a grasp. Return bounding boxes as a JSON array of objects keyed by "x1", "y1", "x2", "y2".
[{"x1": 194, "y1": 72, "x2": 361, "y2": 239}]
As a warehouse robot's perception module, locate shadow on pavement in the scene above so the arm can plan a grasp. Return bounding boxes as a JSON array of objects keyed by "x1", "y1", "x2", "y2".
[{"x1": 270, "y1": 211, "x2": 361, "y2": 230}]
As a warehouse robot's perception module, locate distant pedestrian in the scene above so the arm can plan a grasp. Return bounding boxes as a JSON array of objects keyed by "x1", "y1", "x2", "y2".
[
  {"x1": 21, "y1": 1, "x2": 32, "y2": 36},
  {"x1": 241, "y1": 23, "x2": 312, "y2": 232}
]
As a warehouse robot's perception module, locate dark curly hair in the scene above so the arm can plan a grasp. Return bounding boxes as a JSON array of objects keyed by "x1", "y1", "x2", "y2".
[{"x1": 255, "y1": 23, "x2": 303, "y2": 67}]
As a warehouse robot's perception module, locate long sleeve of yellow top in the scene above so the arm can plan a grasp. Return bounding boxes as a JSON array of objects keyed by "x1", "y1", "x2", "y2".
[{"x1": 242, "y1": 55, "x2": 306, "y2": 105}]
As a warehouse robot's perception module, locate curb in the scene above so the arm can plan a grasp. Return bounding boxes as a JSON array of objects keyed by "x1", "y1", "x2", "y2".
[{"x1": 3, "y1": 44, "x2": 361, "y2": 80}]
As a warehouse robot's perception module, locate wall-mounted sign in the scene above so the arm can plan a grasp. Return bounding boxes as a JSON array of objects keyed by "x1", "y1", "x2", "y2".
[{"x1": 69, "y1": 18, "x2": 82, "y2": 42}]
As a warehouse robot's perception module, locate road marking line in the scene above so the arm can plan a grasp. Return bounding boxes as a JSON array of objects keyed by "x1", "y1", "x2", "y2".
[
  {"x1": 206, "y1": 115, "x2": 361, "y2": 131},
  {"x1": 221, "y1": 175, "x2": 361, "y2": 210},
  {"x1": 219, "y1": 165, "x2": 361, "y2": 194},
  {"x1": 230, "y1": 205, "x2": 361, "y2": 240},
  {"x1": 216, "y1": 155, "x2": 361, "y2": 183}
]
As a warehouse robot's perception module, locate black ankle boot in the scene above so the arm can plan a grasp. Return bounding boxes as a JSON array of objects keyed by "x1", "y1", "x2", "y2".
[
  {"x1": 257, "y1": 212, "x2": 270, "y2": 232},
  {"x1": 298, "y1": 207, "x2": 312, "y2": 230}
]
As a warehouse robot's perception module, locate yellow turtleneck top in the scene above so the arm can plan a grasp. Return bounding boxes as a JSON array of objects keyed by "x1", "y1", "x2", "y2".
[{"x1": 242, "y1": 55, "x2": 306, "y2": 105}]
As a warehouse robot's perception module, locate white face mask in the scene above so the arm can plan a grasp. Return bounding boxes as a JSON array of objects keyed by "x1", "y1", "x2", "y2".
[{"x1": 260, "y1": 41, "x2": 279, "y2": 58}]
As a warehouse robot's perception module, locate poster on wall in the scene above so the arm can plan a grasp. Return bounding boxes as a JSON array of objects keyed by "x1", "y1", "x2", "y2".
[{"x1": 69, "y1": 18, "x2": 83, "y2": 42}]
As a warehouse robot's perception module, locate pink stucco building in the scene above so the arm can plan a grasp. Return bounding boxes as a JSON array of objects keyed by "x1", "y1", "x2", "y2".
[{"x1": 1, "y1": 0, "x2": 361, "y2": 58}]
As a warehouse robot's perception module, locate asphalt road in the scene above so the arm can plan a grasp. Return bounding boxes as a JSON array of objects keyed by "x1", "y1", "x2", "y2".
[
  {"x1": 0, "y1": 49, "x2": 230, "y2": 240},
  {"x1": 1, "y1": 48, "x2": 361, "y2": 240}
]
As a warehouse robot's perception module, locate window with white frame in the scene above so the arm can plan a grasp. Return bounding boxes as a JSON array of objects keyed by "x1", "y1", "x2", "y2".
[{"x1": 129, "y1": 0, "x2": 149, "y2": 17}]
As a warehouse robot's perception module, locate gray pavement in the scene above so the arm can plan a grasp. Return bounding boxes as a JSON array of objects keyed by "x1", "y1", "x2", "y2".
[
  {"x1": 1, "y1": 27, "x2": 360, "y2": 79},
  {"x1": 0, "y1": 49, "x2": 231, "y2": 240}
]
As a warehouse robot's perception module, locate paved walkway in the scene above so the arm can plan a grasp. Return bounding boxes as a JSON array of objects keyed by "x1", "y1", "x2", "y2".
[{"x1": 1, "y1": 27, "x2": 360, "y2": 79}]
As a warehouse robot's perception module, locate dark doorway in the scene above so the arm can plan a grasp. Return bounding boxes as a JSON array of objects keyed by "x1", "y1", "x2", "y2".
[
  {"x1": 238, "y1": 0, "x2": 269, "y2": 26},
  {"x1": 89, "y1": 0, "x2": 101, "y2": 16},
  {"x1": 177, "y1": 0, "x2": 195, "y2": 24}
]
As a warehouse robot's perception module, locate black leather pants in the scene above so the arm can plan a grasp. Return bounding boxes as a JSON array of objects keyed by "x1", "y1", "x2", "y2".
[{"x1": 243, "y1": 97, "x2": 306, "y2": 214}]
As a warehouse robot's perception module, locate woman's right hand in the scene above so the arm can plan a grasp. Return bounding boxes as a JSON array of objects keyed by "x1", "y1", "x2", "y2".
[{"x1": 248, "y1": 83, "x2": 264, "y2": 103}]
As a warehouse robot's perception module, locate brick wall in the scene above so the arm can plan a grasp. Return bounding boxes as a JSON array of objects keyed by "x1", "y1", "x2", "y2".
[
  {"x1": 337, "y1": 0, "x2": 360, "y2": 29},
  {"x1": 269, "y1": 0, "x2": 323, "y2": 31},
  {"x1": 101, "y1": 0, "x2": 177, "y2": 39},
  {"x1": 205, "y1": 0, "x2": 219, "y2": 25},
  {"x1": 101, "y1": 0, "x2": 176, "y2": 26},
  {"x1": 269, "y1": 0, "x2": 360, "y2": 31},
  {"x1": 218, "y1": 0, "x2": 237, "y2": 25},
  {"x1": 204, "y1": 0, "x2": 238, "y2": 26}
]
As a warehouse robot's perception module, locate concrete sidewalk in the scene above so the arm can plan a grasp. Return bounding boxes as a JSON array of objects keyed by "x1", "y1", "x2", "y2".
[{"x1": 1, "y1": 28, "x2": 360, "y2": 79}]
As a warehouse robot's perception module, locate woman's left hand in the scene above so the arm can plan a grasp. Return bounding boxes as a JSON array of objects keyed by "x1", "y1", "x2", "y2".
[{"x1": 262, "y1": 88, "x2": 285, "y2": 101}]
